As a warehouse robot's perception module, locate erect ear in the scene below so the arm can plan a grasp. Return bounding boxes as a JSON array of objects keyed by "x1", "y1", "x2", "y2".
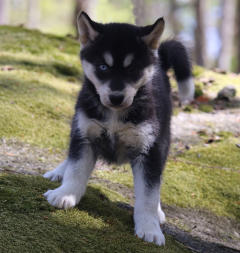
[
  {"x1": 77, "y1": 12, "x2": 99, "y2": 45},
  {"x1": 142, "y1": 18, "x2": 165, "y2": 50}
]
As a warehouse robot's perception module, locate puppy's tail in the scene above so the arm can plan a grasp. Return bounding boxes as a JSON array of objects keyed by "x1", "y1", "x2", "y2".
[{"x1": 159, "y1": 40, "x2": 195, "y2": 104}]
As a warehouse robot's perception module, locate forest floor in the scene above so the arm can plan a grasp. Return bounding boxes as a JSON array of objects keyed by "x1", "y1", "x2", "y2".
[{"x1": 0, "y1": 26, "x2": 240, "y2": 253}]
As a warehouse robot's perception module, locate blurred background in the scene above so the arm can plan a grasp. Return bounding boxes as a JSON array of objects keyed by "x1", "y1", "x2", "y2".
[{"x1": 0, "y1": 0, "x2": 239, "y2": 73}]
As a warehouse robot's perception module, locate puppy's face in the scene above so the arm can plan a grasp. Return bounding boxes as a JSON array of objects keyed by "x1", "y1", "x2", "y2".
[{"x1": 77, "y1": 13, "x2": 164, "y2": 110}]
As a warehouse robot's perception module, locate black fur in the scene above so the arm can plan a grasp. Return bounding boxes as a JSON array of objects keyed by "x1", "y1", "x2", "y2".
[
  {"x1": 70, "y1": 20, "x2": 192, "y2": 187},
  {"x1": 159, "y1": 40, "x2": 192, "y2": 81}
]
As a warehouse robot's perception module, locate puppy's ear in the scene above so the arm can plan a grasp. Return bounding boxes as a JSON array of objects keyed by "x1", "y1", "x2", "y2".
[
  {"x1": 77, "y1": 12, "x2": 99, "y2": 45},
  {"x1": 142, "y1": 18, "x2": 165, "y2": 49}
]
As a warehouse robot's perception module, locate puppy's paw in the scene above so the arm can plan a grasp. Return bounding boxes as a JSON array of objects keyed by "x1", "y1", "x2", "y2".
[
  {"x1": 43, "y1": 185, "x2": 81, "y2": 209},
  {"x1": 135, "y1": 214, "x2": 165, "y2": 246},
  {"x1": 43, "y1": 170, "x2": 63, "y2": 182},
  {"x1": 43, "y1": 161, "x2": 66, "y2": 182}
]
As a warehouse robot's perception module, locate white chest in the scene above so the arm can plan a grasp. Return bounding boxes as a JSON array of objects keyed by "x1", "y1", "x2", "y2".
[{"x1": 77, "y1": 111, "x2": 157, "y2": 155}]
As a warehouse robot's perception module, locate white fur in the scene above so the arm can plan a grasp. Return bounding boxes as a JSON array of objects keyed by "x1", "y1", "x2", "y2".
[
  {"x1": 43, "y1": 146, "x2": 96, "y2": 209},
  {"x1": 103, "y1": 52, "x2": 114, "y2": 67},
  {"x1": 177, "y1": 77, "x2": 195, "y2": 104},
  {"x1": 132, "y1": 158, "x2": 165, "y2": 246},
  {"x1": 123, "y1": 54, "x2": 134, "y2": 68},
  {"x1": 43, "y1": 160, "x2": 67, "y2": 182},
  {"x1": 75, "y1": 110, "x2": 156, "y2": 162}
]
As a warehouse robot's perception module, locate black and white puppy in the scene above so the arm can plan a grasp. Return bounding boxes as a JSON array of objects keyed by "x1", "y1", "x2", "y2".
[{"x1": 43, "y1": 12, "x2": 194, "y2": 246}]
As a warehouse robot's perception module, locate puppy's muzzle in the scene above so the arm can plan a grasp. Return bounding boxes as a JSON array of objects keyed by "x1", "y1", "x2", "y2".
[{"x1": 109, "y1": 94, "x2": 124, "y2": 106}]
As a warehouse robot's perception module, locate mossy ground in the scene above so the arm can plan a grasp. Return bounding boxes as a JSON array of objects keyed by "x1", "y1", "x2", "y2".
[
  {"x1": 0, "y1": 26, "x2": 81, "y2": 150},
  {"x1": 0, "y1": 26, "x2": 239, "y2": 252},
  {"x1": 0, "y1": 174, "x2": 190, "y2": 253}
]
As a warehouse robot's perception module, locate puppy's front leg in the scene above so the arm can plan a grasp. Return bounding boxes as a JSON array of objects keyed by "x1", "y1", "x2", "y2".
[
  {"x1": 44, "y1": 132, "x2": 96, "y2": 209},
  {"x1": 132, "y1": 147, "x2": 166, "y2": 246}
]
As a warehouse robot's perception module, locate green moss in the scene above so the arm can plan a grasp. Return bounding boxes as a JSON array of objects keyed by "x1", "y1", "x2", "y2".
[
  {"x1": 183, "y1": 105, "x2": 192, "y2": 112},
  {"x1": 194, "y1": 84, "x2": 204, "y2": 98},
  {"x1": 95, "y1": 138, "x2": 240, "y2": 221},
  {"x1": 198, "y1": 104, "x2": 214, "y2": 113},
  {"x1": 178, "y1": 138, "x2": 240, "y2": 172},
  {"x1": 162, "y1": 160, "x2": 240, "y2": 221},
  {"x1": 0, "y1": 174, "x2": 190, "y2": 253},
  {"x1": 195, "y1": 69, "x2": 240, "y2": 95},
  {"x1": 0, "y1": 26, "x2": 82, "y2": 149},
  {"x1": 193, "y1": 65, "x2": 205, "y2": 77}
]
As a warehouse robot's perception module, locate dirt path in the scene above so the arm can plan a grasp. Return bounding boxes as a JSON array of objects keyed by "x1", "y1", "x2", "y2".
[{"x1": 171, "y1": 109, "x2": 240, "y2": 145}]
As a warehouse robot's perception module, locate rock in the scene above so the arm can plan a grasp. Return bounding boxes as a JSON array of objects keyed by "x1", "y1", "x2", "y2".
[{"x1": 217, "y1": 86, "x2": 236, "y2": 101}]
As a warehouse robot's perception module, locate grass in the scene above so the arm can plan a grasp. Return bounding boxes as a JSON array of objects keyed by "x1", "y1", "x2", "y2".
[
  {"x1": 0, "y1": 174, "x2": 191, "y2": 253},
  {"x1": 0, "y1": 26, "x2": 81, "y2": 150},
  {"x1": 0, "y1": 26, "x2": 239, "y2": 251},
  {"x1": 192, "y1": 65, "x2": 240, "y2": 98},
  {"x1": 95, "y1": 137, "x2": 240, "y2": 221}
]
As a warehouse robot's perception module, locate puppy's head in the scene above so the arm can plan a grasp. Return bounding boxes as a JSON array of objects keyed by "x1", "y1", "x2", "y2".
[{"x1": 77, "y1": 12, "x2": 164, "y2": 110}]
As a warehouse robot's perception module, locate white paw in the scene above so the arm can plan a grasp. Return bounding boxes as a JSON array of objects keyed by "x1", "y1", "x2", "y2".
[
  {"x1": 43, "y1": 170, "x2": 64, "y2": 182},
  {"x1": 43, "y1": 185, "x2": 82, "y2": 209},
  {"x1": 43, "y1": 161, "x2": 66, "y2": 182},
  {"x1": 135, "y1": 214, "x2": 165, "y2": 246}
]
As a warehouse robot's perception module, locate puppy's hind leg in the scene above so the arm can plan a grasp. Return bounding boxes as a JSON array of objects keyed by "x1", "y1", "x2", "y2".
[{"x1": 43, "y1": 160, "x2": 67, "y2": 182}]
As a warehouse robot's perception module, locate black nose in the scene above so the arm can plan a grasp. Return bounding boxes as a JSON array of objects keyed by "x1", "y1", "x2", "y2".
[{"x1": 109, "y1": 94, "x2": 124, "y2": 106}]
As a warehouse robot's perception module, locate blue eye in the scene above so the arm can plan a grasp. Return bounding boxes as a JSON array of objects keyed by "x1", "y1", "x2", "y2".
[{"x1": 99, "y1": 64, "x2": 108, "y2": 71}]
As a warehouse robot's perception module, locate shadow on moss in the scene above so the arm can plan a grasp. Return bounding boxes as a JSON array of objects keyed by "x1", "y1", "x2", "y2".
[
  {"x1": 0, "y1": 173, "x2": 191, "y2": 253},
  {"x1": 0, "y1": 55, "x2": 82, "y2": 80}
]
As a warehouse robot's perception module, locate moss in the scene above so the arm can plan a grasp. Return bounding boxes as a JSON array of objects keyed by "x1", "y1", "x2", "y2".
[
  {"x1": 183, "y1": 105, "x2": 192, "y2": 112},
  {"x1": 162, "y1": 160, "x2": 240, "y2": 221},
  {"x1": 198, "y1": 104, "x2": 214, "y2": 113},
  {"x1": 0, "y1": 174, "x2": 190, "y2": 253},
  {"x1": 194, "y1": 84, "x2": 204, "y2": 98},
  {"x1": 195, "y1": 69, "x2": 240, "y2": 95},
  {"x1": 95, "y1": 138, "x2": 240, "y2": 221},
  {"x1": 178, "y1": 138, "x2": 240, "y2": 172},
  {"x1": 193, "y1": 66, "x2": 205, "y2": 77},
  {"x1": 0, "y1": 26, "x2": 82, "y2": 149}
]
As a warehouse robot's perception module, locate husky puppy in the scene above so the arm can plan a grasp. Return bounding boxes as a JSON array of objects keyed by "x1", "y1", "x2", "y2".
[{"x1": 43, "y1": 12, "x2": 194, "y2": 246}]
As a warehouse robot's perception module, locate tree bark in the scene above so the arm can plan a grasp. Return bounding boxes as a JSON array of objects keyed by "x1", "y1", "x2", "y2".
[
  {"x1": 217, "y1": 0, "x2": 237, "y2": 71},
  {"x1": 194, "y1": 0, "x2": 207, "y2": 67},
  {"x1": 0, "y1": 0, "x2": 10, "y2": 25},
  {"x1": 131, "y1": 0, "x2": 147, "y2": 26},
  {"x1": 73, "y1": 0, "x2": 95, "y2": 32},
  {"x1": 27, "y1": 0, "x2": 41, "y2": 29},
  {"x1": 237, "y1": 0, "x2": 240, "y2": 73},
  {"x1": 169, "y1": 0, "x2": 180, "y2": 35}
]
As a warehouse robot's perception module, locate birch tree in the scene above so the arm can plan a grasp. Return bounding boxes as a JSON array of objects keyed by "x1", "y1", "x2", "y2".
[
  {"x1": 217, "y1": 0, "x2": 237, "y2": 71},
  {"x1": 0, "y1": 0, "x2": 10, "y2": 25},
  {"x1": 27, "y1": 0, "x2": 41, "y2": 29}
]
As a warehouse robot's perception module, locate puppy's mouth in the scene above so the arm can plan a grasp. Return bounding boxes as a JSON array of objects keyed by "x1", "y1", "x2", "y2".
[
  {"x1": 100, "y1": 97, "x2": 134, "y2": 111},
  {"x1": 104, "y1": 101, "x2": 132, "y2": 111}
]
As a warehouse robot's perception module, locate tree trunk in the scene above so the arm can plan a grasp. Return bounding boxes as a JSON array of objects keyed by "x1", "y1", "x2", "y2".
[
  {"x1": 169, "y1": 0, "x2": 180, "y2": 35},
  {"x1": 73, "y1": 0, "x2": 95, "y2": 32},
  {"x1": 194, "y1": 0, "x2": 207, "y2": 66},
  {"x1": 0, "y1": 0, "x2": 10, "y2": 25},
  {"x1": 131, "y1": 0, "x2": 147, "y2": 26},
  {"x1": 27, "y1": 0, "x2": 41, "y2": 29},
  {"x1": 217, "y1": 0, "x2": 237, "y2": 71},
  {"x1": 237, "y1": 1, "x2": 240, "y2": 73}
]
